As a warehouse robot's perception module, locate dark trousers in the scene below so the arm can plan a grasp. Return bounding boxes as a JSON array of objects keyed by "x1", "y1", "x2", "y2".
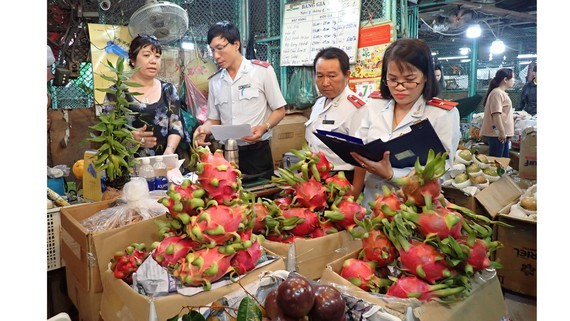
[
  {"x1": 238, "y1": 140, "x2": 274, "y2": 180},
  {"x1": 486, "y1": 136, "x2": 511, "y2": 157}
]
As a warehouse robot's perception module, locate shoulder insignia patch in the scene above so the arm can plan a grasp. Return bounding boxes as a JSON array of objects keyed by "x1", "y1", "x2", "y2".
[
  {"x1": 367, "y1": 91, "x2": 384, "y2": 99},
  {"x1": 251, "y1": 59, "x2": 271, "y2": 68},
  {"x1": 208, "y1": 68, "x2": 223, "y2": 79},
  {"x1": 427, "y1": 98, "x2": 458, "y2": 110},
  {"x1": 347, "y1": 94, "x2": 366, "y2": 108}
]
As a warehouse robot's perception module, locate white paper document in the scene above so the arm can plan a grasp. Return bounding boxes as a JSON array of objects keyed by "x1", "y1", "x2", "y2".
[{"x1": 210, "y1": 124, "x2": 252, "y2": 140}]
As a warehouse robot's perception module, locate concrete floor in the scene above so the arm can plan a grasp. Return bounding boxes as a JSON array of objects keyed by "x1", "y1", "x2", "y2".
[{"x1": 504, "y1": 290, "x2": 537, "y2": 321}]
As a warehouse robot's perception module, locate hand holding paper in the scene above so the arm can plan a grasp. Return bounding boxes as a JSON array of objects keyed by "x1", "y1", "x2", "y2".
[{"x1": 210, "y1": 124, "x2": 253, "y2": 141}]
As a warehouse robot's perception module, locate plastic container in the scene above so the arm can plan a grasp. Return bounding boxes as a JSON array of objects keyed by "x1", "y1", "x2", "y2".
[
  {"x1": 153, "y1": 156, "x2": 168, "y2": 190},
  {"x1": 138, "y1": 158, "x2": 156, "y2": 191}
]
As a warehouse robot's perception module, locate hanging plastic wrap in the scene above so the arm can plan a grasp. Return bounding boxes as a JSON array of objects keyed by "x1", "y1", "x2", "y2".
[{"x1": 285, "y1": 66, "x2": 318, "y2": 110}]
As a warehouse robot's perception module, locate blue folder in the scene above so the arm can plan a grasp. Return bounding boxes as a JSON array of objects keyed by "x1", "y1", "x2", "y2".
[{"x1": 314, "y1": 119, "x2": 447, "y2": 168}]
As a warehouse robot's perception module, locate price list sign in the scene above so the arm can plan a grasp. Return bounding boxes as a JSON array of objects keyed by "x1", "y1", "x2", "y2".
[{"x1": 280, "y1": 0, "x2": 362, "y2": 66}]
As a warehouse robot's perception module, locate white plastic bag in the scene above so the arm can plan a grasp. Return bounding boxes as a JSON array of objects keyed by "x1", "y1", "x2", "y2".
[{"x1": 81, "y1": 177, "x2": 168, "y2": 231}]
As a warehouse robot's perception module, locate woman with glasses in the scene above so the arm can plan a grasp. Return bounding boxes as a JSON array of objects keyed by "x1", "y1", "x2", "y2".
[
  {"x1": 103, "y1": 34, "x2": 187, "y2": 158},
  {"x1": 481, "y1": 68, "x2": 516, "y2": 157},
  {"x1": 194, "y1": 20, "x2": 286, "y2": 180},
  {"x1": 350, "y1": 38, "x2": 460, "y2": 208}
]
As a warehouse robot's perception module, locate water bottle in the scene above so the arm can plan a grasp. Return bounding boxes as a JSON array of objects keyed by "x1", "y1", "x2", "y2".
[
  {"x1": 153, "y1": 156, "x2": 168, "y2": 190},
  {"x1": 138, "y1": 158, "x2": 156, "y2": 191}
]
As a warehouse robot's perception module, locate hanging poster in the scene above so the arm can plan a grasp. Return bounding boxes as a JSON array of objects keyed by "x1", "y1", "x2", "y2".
[
  {"x1": 87, "y1": 24, "x2": 132, "y2": 106},
  {"x1": 280, "y1": 0, "x2": 362, "y2": 66},
  {"x1": 349, "y1": 21, "x2": 394, "y2": 97}
]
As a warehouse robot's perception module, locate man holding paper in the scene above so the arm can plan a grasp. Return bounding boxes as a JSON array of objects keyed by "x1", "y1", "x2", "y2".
[
  {"x1": 194, "y1": 21, "x2": 286, "y2": 179},
  {"x1": 305, "y1": 47, "x2": 369, "y2": 184}
]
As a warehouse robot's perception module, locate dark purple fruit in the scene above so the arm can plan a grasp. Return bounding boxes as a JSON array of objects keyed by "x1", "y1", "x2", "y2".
[
  {"x1": 309, "y1": 285, "x2": 346, "y2": 321},
  {"x1": 276, "y1": 274, "x2": 315, "y2": 318},
  {"x1": 264, "y1": 288, "x2": 283, "y2": 320}
]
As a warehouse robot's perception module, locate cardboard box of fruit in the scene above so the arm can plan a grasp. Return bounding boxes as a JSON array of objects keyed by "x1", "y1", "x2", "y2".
[
  {"x1": 99, "y1": 251, "x2": 286, "y2": 321},
  {"x1": 319, "y1": 250, "x2": 508, "y2": 321}
]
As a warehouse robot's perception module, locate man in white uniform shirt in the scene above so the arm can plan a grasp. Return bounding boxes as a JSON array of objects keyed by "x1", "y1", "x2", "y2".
[
  {"x1": 194, "y1": 21, "x2": 287, "y2": 180},
  {"x1": 305, "y1": 47, "x2": 368, "y2": 184}
]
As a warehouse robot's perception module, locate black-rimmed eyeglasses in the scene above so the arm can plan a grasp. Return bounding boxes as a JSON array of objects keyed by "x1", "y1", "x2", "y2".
[{"x1": 383, "y1": 79, "x2": 421, "y2": 89}]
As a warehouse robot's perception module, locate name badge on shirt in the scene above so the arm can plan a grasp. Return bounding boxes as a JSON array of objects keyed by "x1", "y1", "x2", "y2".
[
  {"x1": 238, "y1": 84, "x2": 251, "y2": 96},
  {"x1": 322, "y1": 119, "x2": 335, "y2": 125}
]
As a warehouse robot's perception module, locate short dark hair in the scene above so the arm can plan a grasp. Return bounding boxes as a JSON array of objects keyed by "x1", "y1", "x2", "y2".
[
  {"x1": 313, "y1": 47, "x2": 350, "y2": 75},
  {"x1": 207, "y1": 20, "x2": 241, "y2": 51},
  {"x1": 379, "y1": 38, "x2": 439, "y2": 100},
  {"x1": 128, "y1": 34, "x2": 162, "y2": 68}
]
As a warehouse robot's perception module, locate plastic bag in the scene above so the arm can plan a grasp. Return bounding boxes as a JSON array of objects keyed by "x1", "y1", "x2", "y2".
[
  {"x1": 80, "y1": 177, "x2": 168, "y2": 232},
  {"x1": 183, "y1": 73, "x2": 208, "y2": 124},
  {"x1": 47, "y1": 165, "x2": 70, "y2": 178},
  {"x1": 285, "y1": 66, "x2": 318, "y2": 109}
]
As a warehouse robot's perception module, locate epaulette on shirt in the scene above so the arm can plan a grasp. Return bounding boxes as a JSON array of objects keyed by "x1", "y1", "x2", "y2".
[
  {"x1": 367, "y1": 91, "x2": 384, "y2": 99},
  {"x1": 347, "y1": 94, "x2": 366, "y2": 108},
  {"x1": 208, "y1": 68, "x2": 223, "y2": 79},
  {"x1": 251, "y1": 59, "x2": 271, "y2": 68},
  {"x1": 427, "y1": 98, "x2": 458, "y2": 110}
]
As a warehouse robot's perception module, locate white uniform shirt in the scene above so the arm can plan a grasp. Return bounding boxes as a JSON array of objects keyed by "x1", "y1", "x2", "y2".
[
  {"x1": 207, "y1": 59, "x2": 287, "y2": 145},
  {"x1": 358, "y1": 97, "x2": 460, "y2": 210},
  {"x1": 304, "y1": 86, "x2": 368, "y2": 171}
]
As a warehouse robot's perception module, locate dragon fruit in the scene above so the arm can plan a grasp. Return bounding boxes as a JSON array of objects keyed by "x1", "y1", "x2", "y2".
[
  {"x1": 339, "y1": 258, "x2": 388, "y2": 293},
  {"x1": 160, "y1": 181, "x2": 206, "y2": 224},
  {"x1": 292, "y1": 177, "x2": 328, "y2": 211},
  {"x1": 386, "y1": 276, "x2": 464, "y2": 301},
  {"x1": 110, "y1": 243, "x2": 149, "y2": 284},
  {"x1": 369, "y1": 185, "x2": 403, "y2": 220},
  {"x1": 398, "y1": 198, "x2": 463, "y2": 240},
  {"x1": 287, "y1": 145, "x2": 334, "y2": 181},
  {"x1": 325, "y1": 171, "x2": 353, "y2": 201},
  {"x1": 324, "y1": 195, "x2": 367, "y2": 231},
  {"x1": 173, "y1": 246, "x2": 235, "y2": 290},
  {"x1": 391, "y1": 150, "x2": 448, "y2": 207},
  {"x1": 359, "y1": 229, "x2": 398, "y2": 268},
  {"x1": 196, "y1": 148, "x2": 241, "y2": 205},
  {"x1": 398, "y1": 239, "x2": 456, "y2": 284},
  {"x1": 282, "y1": 207, "x2": 319, "y2": 236},
  {"x1": 151, "y1": 235, "x2": 199, "y2": 270},
  {"x1": 454, "y1": 236, "x2": 500, "y2": 275},
  {"x1": 230, "y1": 238, "x2": 263, "y2": 275},
  {"x1": 187, "y1": 204, "x2": 244, "y2": 247}
]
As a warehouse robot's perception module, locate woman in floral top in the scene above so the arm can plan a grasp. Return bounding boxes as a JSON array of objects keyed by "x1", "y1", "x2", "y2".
[{"x1": 103, "y1": 34, "x2": 187, "y2": 157}]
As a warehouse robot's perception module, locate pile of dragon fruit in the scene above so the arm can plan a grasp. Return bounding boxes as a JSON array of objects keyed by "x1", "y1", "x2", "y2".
[
  {"x1": 339, "y1": 150, "x2": 508, "y2": 302},
  {"x1": 256, "y1": 144, "x2": 368, "y2": 242},
  {"x1": 111, "y1": 146, "x2": 265, "y2": 290}
]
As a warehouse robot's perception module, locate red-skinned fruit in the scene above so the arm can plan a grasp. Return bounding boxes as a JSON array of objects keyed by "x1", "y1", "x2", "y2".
[
  {"x1": 264, "y1": 288, "x2": 284, "y2": 320},
  {"x1": 276, "y1": 274, "x2": 315, "y2": 318},
  {"x1": 309, "y1": 285, "x2": 346, "y2": 321}
]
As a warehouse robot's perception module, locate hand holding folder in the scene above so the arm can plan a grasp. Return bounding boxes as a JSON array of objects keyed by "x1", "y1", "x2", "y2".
[{"x1": 314, "y1": 119, "x2": 447, "y2": 168}]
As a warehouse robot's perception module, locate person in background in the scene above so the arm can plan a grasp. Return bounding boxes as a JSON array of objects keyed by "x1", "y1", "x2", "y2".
[
  {"x1": 516, "y1": 64, "x2": 537, "y2": 116},
  {"x1": 102, "y1": 34, "x2": 186, "y2": 157},
  {"x1": 194, "y1": 20, "x2": 287, "y2": 180},
  {"x1": 304, "y1": 47, "x2": 368, "y2": 184},
  {"x1": 480, "y1": 68, "x2": 516, "y2": 157},
  {"x1": 350, "y1": 38, "x2": 460, "y2": 208},
  {"x1": 434, "y1": 63, "x2": 445, "y2": 90}
]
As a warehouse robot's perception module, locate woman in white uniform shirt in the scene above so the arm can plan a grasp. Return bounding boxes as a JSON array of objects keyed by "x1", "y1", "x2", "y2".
[{"x1": 350, "y1": 38, "x2": 460, "y2": 209}]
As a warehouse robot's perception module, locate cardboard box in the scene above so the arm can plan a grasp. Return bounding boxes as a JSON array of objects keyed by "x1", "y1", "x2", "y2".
[
  {"x1": 319, "y1": 250, "x2": 508, "y2": 321},
  {"x1": 65, "y1": 268, "x2": 103, "y2": 321},
  {"x1": 100, "y1": 253, "x2": 286, "y2": 321},
  {"x1": 518, "y1": 127, "x2": 537, "y2": 180},
  {"x1": 60, "y1": 200, "x2": 166, "y2": 294},
  {"x1": 441, "y1": 156, "x2": 510, "y2": 215},
  {"x1": 494, "y1": 205, "x2": 537, "y2": 296},
  {"x1": 270, "y1": 113, "x2": 308, "y2": 169},
  {"x1": 473, "y1": 175, "x2": 537, "y2": 296},
  {"x1": 260, "y1": 230, "x2": 362, "y2": 279}
]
